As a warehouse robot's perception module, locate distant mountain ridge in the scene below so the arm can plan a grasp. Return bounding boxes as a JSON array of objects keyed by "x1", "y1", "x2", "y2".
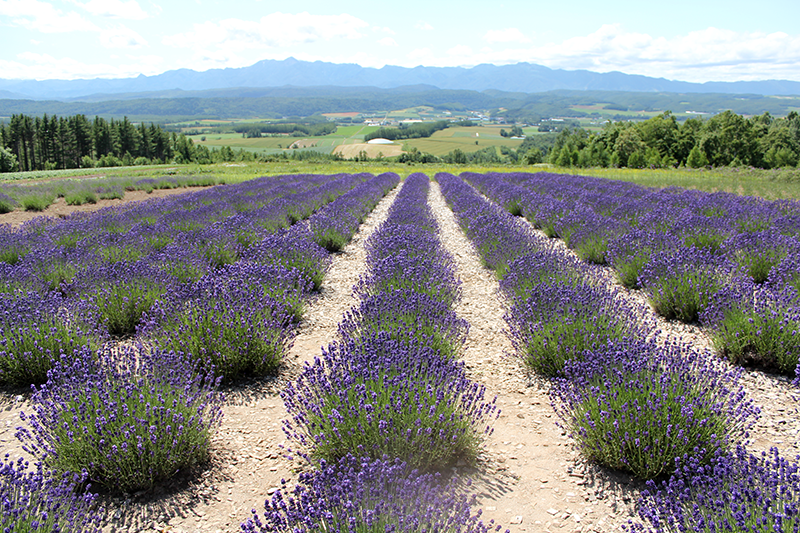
[{"x1": 1, "y1": 58, "x2": 800, "y2": 101}]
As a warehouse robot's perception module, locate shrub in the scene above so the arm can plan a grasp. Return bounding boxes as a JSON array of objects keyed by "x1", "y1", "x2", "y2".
[
  {"x1": 244, "y1": 226, "x2": 330, "y2": 291},
  {"x1": 607, "y1": 230, "x2": 669, "y2": 289},
  {"x1": 0, "y1": 456, "x2": 102, "y2": 532},
  {"x1": 704, "y1": 285, "x2": 800, "y2": 375},
  {"x1": 355, "y1": 247, "x2": 462, "y2": 306},
  {"x1": 0, "y1": 192, "x2": 17, "y2": 214},
  {"x1": 639, "y1": 246, "x2": 743, "y2": 323},
  {"x1": 724, "y1": 230, "x2": 797, "y2": 284},
  {"x1": 309, "y1": 211, "x2": 358, "y2": 252},
  {"x1": 65, "y1": 189, "x2": 98, "y2": 206},
  {"x1": 631, "y1": 446, "x2": 800, "y2": 533},
  {"x1": 241, "y1": 454, "x2": 503, "y2": 533},
  {"x1": 19, "y1": 192, "x2": 55, "y2": 212},
  {"x1": 338, "y1": 289, "x2": 469, "y2": 360},
  {"x1": 505, "y1": 279, "x2": 647, "y2": 377},
  {"x1": 17, "y1": 344, "x2": 223, "y2": 493},
  {"x1": 0, "y1": 292, "x2": 100, "y2": 386},
  {"x1": 552, "y1": 340, "x2": 758, "y2": 480},
  {"x1": 83, "y1": 261, "x2": 172, "y2": 336},
  {"x1": 150, "y1": 269, "x2": 301, "y2": 380},
  {"x1": 282, "y1": 334, "x2": 498, "y2": 469}
]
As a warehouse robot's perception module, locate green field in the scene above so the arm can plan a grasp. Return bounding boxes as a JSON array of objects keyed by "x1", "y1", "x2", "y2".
[
  {"x1": 9, "y1": 161, "x2": 798, "y2": 201},
  {"x1": 403, "y1": 126, "x2": 525, "y2": 156},
  {"x1": 190, "y1": 124, "x2": 382, "y2": 154}
]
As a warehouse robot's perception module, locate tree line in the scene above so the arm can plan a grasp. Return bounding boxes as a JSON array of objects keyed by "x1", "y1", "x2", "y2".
[
  {"x1": 364, "y1": 120, "x2": 450, "y2": 142},
  {"x1": 0, "y1": 114, "x2": 263, "y2": 173},
  {"x1": 546, "y1": 110, "x2": 800, "y2": 169}
]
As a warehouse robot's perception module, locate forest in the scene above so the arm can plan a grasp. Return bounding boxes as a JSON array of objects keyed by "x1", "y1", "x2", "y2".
[
  {"x1": 2, "y1": 109, "x2": 800, "y2": 173},
  {"x1": 544, "y1": 110, "x2": 800, "y2": 169},
  {"x1": 0, "y1": 114, "x2": 257, "y2": 172}
]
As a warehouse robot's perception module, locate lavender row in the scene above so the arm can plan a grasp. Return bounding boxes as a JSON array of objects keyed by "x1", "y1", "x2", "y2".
[
  {"x1": 437, "y1": 172, "x2": 651, "y2": 377},
  {"x1": 464, "y1": 171, "x2": 800, "y2": 378},
  {"x1": 438, "y1": 172, "x2": 757, "y2": 472},
  {"x1": 140, "y1": 172, "x2": 400, "y2": 381},
  {"x1": 248, "y1": 174, "x2": 501, "y2": 533},
  {"x1": 1, "y1": 174, "x2": 400, "y2": 531},
  {"x1": 0, "y1": 173, "x2": 375, "y2": 385},
  {"x1": 0, "y1": 172, "x2": 367, "y2": 293},
  {"x1": 440, "y1": 173, "x2": 792, "y2": 531}
]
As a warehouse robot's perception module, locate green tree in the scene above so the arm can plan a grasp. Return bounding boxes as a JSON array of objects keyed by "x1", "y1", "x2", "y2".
[
  {"x1": 613, "y1": 126, "x2": 646, "y2": 168},
  {"x1": 686, "y1": 145, "x2": 709, "y2": 168},
  {"x1": 0, "y1": 146, "x2": 18, "y2": 172}
]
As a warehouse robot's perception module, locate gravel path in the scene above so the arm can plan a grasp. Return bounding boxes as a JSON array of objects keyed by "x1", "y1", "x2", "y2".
[{"x1": 429, "y1": 181, "x2": 638, "y2": 533}]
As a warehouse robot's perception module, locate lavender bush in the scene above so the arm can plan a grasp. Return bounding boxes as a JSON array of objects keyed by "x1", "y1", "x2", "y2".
[
  {"x1": 552, "y1": 340, "x2": 758, "y2": 480},
  {"x1": 17, "y1": 344, "x2": 223, "y2": 493},
  {"x1": 149, "y1": 264, "x2": 303, "y2": 380},
  {"x1": 505, "y1": 279, "x2": 648, "y2": 377},
  {"x1": 0, "y1": 291, "x2": 100, "y2": 385},
  {"x1": 704, "y1": 284, "x2": 800, "y2": 375},
  {"x1": 282, "y1": 334, "x2": 497, "y2": 469},
  {"x1": 0, "y1": 456, "x2": 102, "y2": 532},
  {"x1": 724, "y1": 230, "x2": 798, "y2": 284},
  {"x1": 81, "y1": 260, "x2": 174, "y2": 336},
  {"x1": 639, "y1": 246, "x2": 745, "y2": 323},
  {"x1": 242, "y1": 454, "x2": 505, "y2": 533},
  {"x1": 631, "y1": 446, "x2": 800, "y2": 533},
  {"x1": 338, "y1": 289, "x2": 469, "y2": 360}
]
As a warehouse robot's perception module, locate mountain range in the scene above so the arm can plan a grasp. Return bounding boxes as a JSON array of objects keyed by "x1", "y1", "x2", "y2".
[{"x1": 2, "y1": 58, "x2": 800, "y2": 101}]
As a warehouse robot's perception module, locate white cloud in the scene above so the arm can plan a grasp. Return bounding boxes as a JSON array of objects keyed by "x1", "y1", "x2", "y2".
[
  {"x1": 484, "y1": 28, "x2": 531, "y2": 44},
  {"x1": 76, "y1": 0, "x2": 148, "y2": 20},
  {"x1": 3, "y1": 51, "x2": 164, "y2": 79},
  {"x1": 391, "y1": 24, "x2": 800, "y2": 82},
  {"x1": 414, "y1": 21, "x2": 433, "y2": 31},
  {"x1": 163, "y1": 12, "x2": 369, "y2": 52},
  {"x1": 100, "y1": 25, "x2": 147, "y2": 48},
  {"x1": 447, "y1": 44, "x2": 473, "y2": 57},
  {"x1": 378, "y1": 37, "x2": 397, "y2": 47},
  {"x1": 518, "y1": 24, "x2": 800, "y2": 82},
  {"x1": 0, "y1": 0, "x2": 97, "y2": 33},
  {"x1": 373, "y1": 26, "x2": 395, "y2": 35}
]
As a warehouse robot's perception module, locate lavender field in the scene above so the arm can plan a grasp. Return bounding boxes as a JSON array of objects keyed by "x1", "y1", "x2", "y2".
[{"x1": 1, "y1": 171, "x2": 798, "y2": 532}]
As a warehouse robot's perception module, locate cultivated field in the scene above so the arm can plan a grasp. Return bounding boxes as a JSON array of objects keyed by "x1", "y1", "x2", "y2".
[{"x1": 1, "y1": 169, "x2": 798, "y2": 532}]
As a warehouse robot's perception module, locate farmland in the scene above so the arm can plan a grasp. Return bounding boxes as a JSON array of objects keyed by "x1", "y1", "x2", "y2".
[{"x1": 0, "y1": 169, "x2": 799, "y2": 532}]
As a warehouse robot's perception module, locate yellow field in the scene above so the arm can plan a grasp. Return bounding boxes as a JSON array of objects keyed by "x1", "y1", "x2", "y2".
[
  {"x1": 403, "y1": 126, "x2": 525, "y2": 156},
  {"x1": 334, "y1": 143, "x2": 404, "y2": 159}
]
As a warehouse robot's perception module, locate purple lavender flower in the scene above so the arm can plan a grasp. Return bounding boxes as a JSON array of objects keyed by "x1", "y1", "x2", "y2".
[
  {"x1": 16, "y1": 343, "x2": 223, "y2": 493},
  {"x1": 630, "y1": 446, "x2": 800, "y2": 533},
  {"x1": 282, "y1": 334, "x2": 498, "y2": 469},
  {"x1": 242, "y1": 454, "x2": 505, "y2": 533},
  {"x1": 0, "y1": 455, "x2": 102, "y2": 532},
  {"x1": 552, "y1": 339, "x2": 758, "y2": 480}
]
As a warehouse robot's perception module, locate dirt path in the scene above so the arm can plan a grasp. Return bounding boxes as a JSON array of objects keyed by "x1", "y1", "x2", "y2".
[
  {"x1": 125, "y1": 184, "x2": 403, "y2": 533},
  {"x1": 0, "y1": 186, "x2": 214, "y2": 228},
  {"x1": 428, "y1": 181, "x2": 637, "y2": 533}
]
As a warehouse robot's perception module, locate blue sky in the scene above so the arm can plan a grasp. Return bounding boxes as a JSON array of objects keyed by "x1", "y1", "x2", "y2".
[{"x1": 1, "y1": 0, "x2": 799, "y2": 82}]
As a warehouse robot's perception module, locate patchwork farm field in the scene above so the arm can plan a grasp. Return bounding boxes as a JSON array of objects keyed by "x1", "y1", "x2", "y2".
[
  {"x1": 0, "y1": 170, "x2": 798, "y2": 532},
  {"x1": 194, "y1": 125, "x2": 383, "y2": 155},
  {"x1": 404, "y1": 126, "x2": 526, "y2": 156}
]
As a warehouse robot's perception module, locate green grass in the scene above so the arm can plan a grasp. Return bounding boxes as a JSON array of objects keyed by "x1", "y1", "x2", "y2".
[
  {"x1": 6, "y1": 161, "x2": 800, "y2": 201},
  {"x1": 403, "y1": 126, "x2": 524, "y2": 156},
  {"x1": 570, "y1": 166, "x2": 800, "y2": 200}
]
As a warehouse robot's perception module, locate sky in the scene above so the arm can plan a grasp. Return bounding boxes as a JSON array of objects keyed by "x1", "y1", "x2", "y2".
[{"x1": 1, "y1": 0, "x2": 799, "y2": 83}]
